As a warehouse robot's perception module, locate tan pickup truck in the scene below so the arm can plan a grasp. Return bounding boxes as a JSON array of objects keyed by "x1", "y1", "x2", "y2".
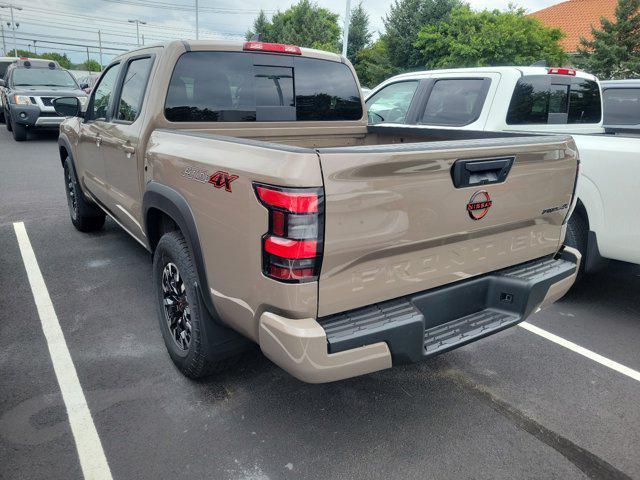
[{"x1": 53, "y1": 40, "x2": 580, "y2": 383}]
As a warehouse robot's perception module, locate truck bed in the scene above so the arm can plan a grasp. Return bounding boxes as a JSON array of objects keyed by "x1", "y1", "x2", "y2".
[{"x1": 148, "y1": 125, "x2": 577, "y2": 323}]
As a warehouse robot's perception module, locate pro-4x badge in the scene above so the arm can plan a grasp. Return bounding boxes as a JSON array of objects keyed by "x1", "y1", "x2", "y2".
[
  {"x1": 208, "y1": 171, "x2": 238, "y2": 192},
  {"x1": 467, "y1": 190, "x2": 492, "y2": 220},
  {"x1": 182, "y1": 166, "x2": 238, "y2": 193}
]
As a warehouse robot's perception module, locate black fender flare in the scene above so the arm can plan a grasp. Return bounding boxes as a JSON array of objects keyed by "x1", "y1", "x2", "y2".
[
  {"x1": 142, "y1": 181, "x2": 216, "y2": 317},
  {"x1": 58, "y1": 134, "x2": 78, "y2": 175},
  {"x1": 142, "y1": 182, "x2": 250, "y2": 352}
]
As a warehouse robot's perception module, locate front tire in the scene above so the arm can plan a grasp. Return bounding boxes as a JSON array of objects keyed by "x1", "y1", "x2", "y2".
[
  {"x1": 63, "y1": 157, "x2": 106, "y2": 232},
  {"x1": 153, "y1": 231, "x2": 245, "y2": 378},
  {"x1": 11, "y1": 120, "x2": 27, "y2": 141},
  {"x1": 5, "y1": 112, "x2": 12, "y2": 131}
]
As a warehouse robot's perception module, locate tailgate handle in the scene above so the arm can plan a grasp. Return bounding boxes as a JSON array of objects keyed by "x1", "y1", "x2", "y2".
[{"x1": 451, "y1": 156, "x2": 514, "y2": 188}]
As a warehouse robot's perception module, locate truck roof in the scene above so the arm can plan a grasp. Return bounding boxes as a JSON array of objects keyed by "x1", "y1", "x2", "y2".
[
  {"x1": 115, "y1": 39, "x2": 345, "y2": 64},
  {"x1": 387, "y1": 66, "x2": 598, "y2": 83}
]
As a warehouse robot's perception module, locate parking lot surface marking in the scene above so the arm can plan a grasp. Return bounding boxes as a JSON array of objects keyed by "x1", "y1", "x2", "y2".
[
  {"x1": 520, "y1": 321, "x2": 640, "y2": 382},
  {"x1": 13, "y1": 221, "x2": 113, "y2": 480}
]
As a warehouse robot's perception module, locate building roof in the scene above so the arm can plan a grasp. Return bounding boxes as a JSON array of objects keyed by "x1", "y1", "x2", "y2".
[{"x1": 529, "y1": 0, "x2": 618, "y2": 53}]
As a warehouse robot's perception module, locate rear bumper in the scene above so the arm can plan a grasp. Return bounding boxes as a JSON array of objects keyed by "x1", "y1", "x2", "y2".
[{"x1": 258, "y1": 247, "x2": 580, "y2": 383}]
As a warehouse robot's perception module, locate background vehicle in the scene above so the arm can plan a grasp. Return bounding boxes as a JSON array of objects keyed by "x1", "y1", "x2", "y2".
[
  {"x1": 55, "y1": 40, "x2": 579, "y2": 383},
  {"x1": 366, "y1": 67, "x2": 640, "y2": 274},
  {"x1": 76, "y1": 72, "x2": 101, "y2": 94},
  {"x1": 601, "y1": 79, "x2": 640, "y2": 134},
  {"x1": 0, "y1": 56, "x2": 17, "y2": 123},
  {"x1": 0, "y1": 59, "x2": 86, "y2": 141}
]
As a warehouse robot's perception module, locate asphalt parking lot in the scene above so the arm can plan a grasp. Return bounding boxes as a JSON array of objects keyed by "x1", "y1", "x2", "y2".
[{"x1": 1, "y1": 127, "x2": 639, "y2": 480}]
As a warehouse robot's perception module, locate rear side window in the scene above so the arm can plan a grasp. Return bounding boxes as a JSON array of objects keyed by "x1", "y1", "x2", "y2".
[
  {"x1": 116, "y1": 57, "x2": 153, "y2": 123},
  {"x1": 164, "y1": 51, "x2": 362, "y2": 122},
  {"x1": 507, "y1": 75, "x2": 601, "y2": 125},
  {"x1": 420, "y1": 78, "x2": 489, "y2": 126},
  {"x1": 603, "y1": 88, "x2": 640, "y2": 125}
]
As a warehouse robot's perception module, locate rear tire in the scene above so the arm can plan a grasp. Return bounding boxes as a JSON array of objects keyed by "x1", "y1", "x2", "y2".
[
  {"x1": 153, "y1": 230, "x2": 245, "y2": 379},
  {"x1": 11, "y1": 120, "x2": 27, "y2": 141},
  {"x1": 63, "y1": 157, "x2": 106, "y2": 232},
  {"x1": 565, "y1": 212, "x2": 588, "y2": 278},
  {"x1": 0, "y1": 109, "x2": 4, "y2": 123}
]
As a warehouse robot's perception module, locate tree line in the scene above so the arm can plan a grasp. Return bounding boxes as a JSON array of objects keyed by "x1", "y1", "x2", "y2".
[{"x1": 247, "y1": 0, "x2": 640, "y2": 87}]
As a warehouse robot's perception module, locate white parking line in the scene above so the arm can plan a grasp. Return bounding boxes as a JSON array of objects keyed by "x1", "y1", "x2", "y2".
[
  {"x1": 13, "y1": 222, "x2": 113, "y2": 480},
  {"x1": 519, "y1": 321, "x2": 640, "y2": 383}
]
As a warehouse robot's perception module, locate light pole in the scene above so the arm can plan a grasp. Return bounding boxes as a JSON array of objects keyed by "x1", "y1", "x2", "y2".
[
  {"x1": 195, "y1": 0, "x2": 199, "y2": 40},
  {"x1": 128, "y1": 18, "x2": 146, "y2": 46},
  {"x1": 0, "y1": 3, "x2": 23, "y2": 58},
  {"x1": 341, "y1": 0, "x2": 351, "y2": 58}
]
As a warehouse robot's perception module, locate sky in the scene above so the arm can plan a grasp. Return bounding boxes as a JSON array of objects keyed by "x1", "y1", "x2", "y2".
[{"x1": 0, "y1": 0, "x2": 564, "y2": 64}]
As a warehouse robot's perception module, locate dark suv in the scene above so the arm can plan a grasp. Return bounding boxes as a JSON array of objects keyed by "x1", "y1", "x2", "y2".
[{"x1": 0, "y1": 59, "x2": 87, "y2": 141}]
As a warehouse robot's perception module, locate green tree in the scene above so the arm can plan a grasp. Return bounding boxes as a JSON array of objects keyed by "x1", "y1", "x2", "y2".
[
  {"x1": 40, "y1": 52, "x2": 73, "y2": 69},
  {"x1": 246, "y1": 10, "x2": 271, "y2": 40},
  {"x1": 577, "y1": 0, "x2": 640, "y2": 79},
  {"x1": 77, "y1": 59, "x2": 102, "y2": 72},
  {"x1": 415, "y1": 6, "x2": 567, "y2": 69},
  {"x1": 354, "y1": 39, "x2": 398, "y2": 88},
  {"x1": 383, "y1": 0, "x2": 462, "y2": 69},
  {"x1": 342, "y1": 2, "x2": 372, "y2": 63},
  {"x1": 246, "y1": 0, "x2": 341, "y2": 52},
  {"x1": 5, "y1": 50, "x2": 74, "y2": 69}
]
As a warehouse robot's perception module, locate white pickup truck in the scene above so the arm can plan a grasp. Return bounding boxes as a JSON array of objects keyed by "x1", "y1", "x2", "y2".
[{"x1": 366, "y1": 66, "x2": 640, "y2": 274}]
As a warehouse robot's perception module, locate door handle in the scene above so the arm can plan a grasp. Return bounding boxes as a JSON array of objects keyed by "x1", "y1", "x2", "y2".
[
  {"x1": 121, "y1": 144, "x2": 135, "y2": 157},
  {"x1": 95, "y1": 136, "x2": 102, "y2": 147},
  {"x1": 451, "y1": 156, "x2": 514, "y2": 188}
]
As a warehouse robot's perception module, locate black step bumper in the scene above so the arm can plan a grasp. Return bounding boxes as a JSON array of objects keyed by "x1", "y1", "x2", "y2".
[{"x1": 318, "y1": 248, "x2": 580, "y2": 364}]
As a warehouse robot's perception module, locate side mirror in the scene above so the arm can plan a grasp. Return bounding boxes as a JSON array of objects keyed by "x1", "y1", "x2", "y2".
[
  {"x1": 53, "y1": 97, "x2": 82, "y2": 117},
  {"x1": 80, "y1": 83, "x2": 89, "y2": 90},
  {"x1": 0, "y1": 79, "x2": 5, "y2": 87}
]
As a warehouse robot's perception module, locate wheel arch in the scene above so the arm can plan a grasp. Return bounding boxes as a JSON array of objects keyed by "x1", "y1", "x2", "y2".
[{"x1": 142, "y1": 182, "x2": 217, "y2": 317}]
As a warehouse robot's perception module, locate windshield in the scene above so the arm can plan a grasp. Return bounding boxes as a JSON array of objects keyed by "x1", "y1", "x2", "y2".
[{"x1": 12, "y1": 68, "x2": 78, "y2": 88}]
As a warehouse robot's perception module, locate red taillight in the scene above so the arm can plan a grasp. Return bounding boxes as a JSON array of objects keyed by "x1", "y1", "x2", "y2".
[
  {"x1": 256, "y1": 186, "x2": 318, "y2": 213},
  {"x1": 243, "y1": 42, "x2": 302, "y2": 55},
  {"x1": 265, "y1": 237, "x2": 317, "y2": 258},
  {"x1": 255, "y1": 183, "x2": 324, "y2": 283},
  {"x1": 548, "y1": 67, "x2": 576, "y2": 76},
  {"x1": 19, "y1": 57, "x2": 28, "y2": 60}
]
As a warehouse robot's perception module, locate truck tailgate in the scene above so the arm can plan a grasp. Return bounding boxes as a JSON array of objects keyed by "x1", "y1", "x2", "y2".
[{"x1": 316, "y1": 136, "x2": 578, "y2": 316}]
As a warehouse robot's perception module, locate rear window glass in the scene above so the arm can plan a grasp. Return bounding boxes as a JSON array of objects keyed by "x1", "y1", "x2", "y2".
[
  {"x1": 507, "y1": 75, "x2": 601, "y2": 125},
  {"x1": 421, "y1": 78, "x2": 488, "y2": 126},
  {"x1": 164, "y1": 51, "x2": 362, "y2": 122},
  {"x1": 603, "y1": 88, "x2": 640, "y2": 125}
]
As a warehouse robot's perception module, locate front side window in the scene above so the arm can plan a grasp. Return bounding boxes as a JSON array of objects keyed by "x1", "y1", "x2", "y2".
[
  {"x1": 365, "y1": 81, "x2": 418, "y2": 124},
  {"x1": 507, "y1": 76, "x2": 601, "y2": 125},
  {"x1": 164, "y1": 51, "x2": 362, "y2": 122},
  {"x1": 420, "y1": 78, "x2": 488, "y2": 126},
  {"x1": 12, "y1": 68, "x2": 78, "y2": 88},
  {"x1": 117, "y1": 57, "x2": 153, "y2": 123},
  {"x1": 603, "y1": 88, "x2": 640, "y2": 125},
  {"x1": 88, "y1": 64, "x2": 120, "y2": 121}
]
